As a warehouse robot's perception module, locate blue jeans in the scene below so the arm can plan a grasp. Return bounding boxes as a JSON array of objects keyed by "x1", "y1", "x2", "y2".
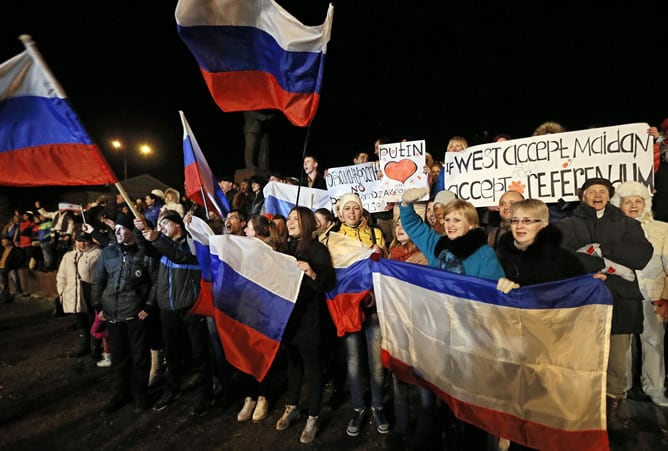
[
  {"x1": 343, "y1": 312, "x2": 385, "y2": 409},
  {"x1": 392, "y1": 376, "x2": 436, "y2": 441}
]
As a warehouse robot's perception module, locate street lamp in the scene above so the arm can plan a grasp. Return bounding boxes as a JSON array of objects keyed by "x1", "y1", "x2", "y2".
[
  {"x1": 111, "y1": 139, "x2": 127, "y2": 180},
  {"x1": 139, "y1": 144, "x2": 152, "y2": 156}
]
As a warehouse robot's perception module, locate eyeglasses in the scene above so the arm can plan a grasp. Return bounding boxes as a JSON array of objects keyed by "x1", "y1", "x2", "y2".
[
  {"x1": 226, "y1": 215, "x2": 241, "y2": 221},
  {"x1": 510, "y1": 218, "x2": 544, "y2": 226}
]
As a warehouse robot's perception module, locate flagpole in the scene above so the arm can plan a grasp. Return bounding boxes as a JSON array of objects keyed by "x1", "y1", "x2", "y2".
[
  {"x1": 199, "y1": 186, "x2": 210, "y2": 220},
  {"x1": 295, "y1": 124, "x2": 312, "y2": 207},
  {"x1": 19, "y1": 34, "x2": 139, "y2": 218}
]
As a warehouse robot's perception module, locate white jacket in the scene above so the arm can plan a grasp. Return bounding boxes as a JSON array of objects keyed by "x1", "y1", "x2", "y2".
[
  {"x1": 637, "y1": 218, "x2": 668, "y2": 302},
  {"x1": 56, "y1": 246, "x2": 102, "y2": 313}
]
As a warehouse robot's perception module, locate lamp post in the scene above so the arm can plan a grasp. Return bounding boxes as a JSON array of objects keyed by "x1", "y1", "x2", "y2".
[
  {"x1": 111, "y1": 139, "x2": 127, "y2": 180},
  {"x1": 139, "y1": 144, "x2": 152, "y2": 156}
]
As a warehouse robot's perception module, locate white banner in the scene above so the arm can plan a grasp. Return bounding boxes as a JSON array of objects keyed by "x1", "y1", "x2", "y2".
[
  {"x1": 378, "y1": 139, "x2": 430, "y2": 203},
  {"x1": 325, "y1": 161, "x2": 387, "y2": 213},
  {"x1": 442, "y1": 123, "x2": 654, "y2": 207}
]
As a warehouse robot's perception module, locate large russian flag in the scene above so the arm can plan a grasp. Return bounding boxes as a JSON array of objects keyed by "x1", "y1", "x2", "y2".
[
  {"x1": 180, "y1": 111, "x2": 230, "y2": 217},
  {"x1": 175, "y1": 0, "x2": 334, "y2": 127},
  {"x1": 263, "y1": 181, "x2": 331, "y2": 218},
  {"x1": 372, "y1": 258, "x2": 613, "y2": 451},
  {"x1": 325, "y1": 233, "x2": 375, "y2": 336},
  {"x1": 209, "y1": 234, "x2": 303, "y2": 381},
  {"x1": 0, "y1": 47, "x2": 117, "y2": 187}
]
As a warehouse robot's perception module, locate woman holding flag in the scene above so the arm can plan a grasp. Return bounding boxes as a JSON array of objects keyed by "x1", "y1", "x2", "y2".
[{"x1": 275, "y1": 206, "x2": 335, "y2": 444}]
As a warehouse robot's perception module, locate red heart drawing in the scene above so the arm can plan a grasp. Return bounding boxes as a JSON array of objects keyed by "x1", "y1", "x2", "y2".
[{"x1": 384, "y1": 159, "x2": 418, "y2": 183}]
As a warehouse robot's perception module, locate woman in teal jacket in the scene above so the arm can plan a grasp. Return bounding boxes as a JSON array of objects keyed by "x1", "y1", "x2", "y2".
[{"x1": 399, "y1": 192, "x2": 505, "y2": 280}]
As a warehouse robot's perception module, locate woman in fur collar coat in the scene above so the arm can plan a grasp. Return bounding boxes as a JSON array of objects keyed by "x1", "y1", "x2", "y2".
[
  {"x1": 399, "y1": 196, "x2": 504, "y2": 280},
  {"x1": 496, "y1": 199, "x2": 586, "y2": 286}
]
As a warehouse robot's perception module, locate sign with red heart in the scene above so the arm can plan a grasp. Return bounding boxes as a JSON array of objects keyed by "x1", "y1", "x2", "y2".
[{"x1": 384, "y1": 159, "x2": 418, "y2": 183}]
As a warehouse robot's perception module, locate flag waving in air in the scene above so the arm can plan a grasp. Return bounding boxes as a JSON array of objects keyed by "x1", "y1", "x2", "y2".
[
  {"x1": 0, "y1": 37, "x2": 117, "y2": 187},
  {"x1": 176, "y1": 0, "x2": 334, "y2": 127},
  {"x1": 180, "y1": 111, "x2": 230, "y2": 217}
]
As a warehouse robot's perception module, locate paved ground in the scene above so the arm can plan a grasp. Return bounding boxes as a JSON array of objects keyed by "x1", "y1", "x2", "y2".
[{"x1": 1, "y1": 296, "x2": 667, "y2": 450}]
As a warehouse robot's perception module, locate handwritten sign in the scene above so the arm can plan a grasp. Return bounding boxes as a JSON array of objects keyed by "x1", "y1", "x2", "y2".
[
  {"x1": 325, "y1": 162, "x2": 387, "y2": 213},
  {"x1": 442, "y1": 123, "x2": 653, "y2": 207},
  {"x1": 378, "y1": 140, "x2": 430, "y2": 202}
]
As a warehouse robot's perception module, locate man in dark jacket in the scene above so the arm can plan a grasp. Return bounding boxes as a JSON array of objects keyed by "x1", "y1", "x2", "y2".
[
  {"x1": 92, "y1": 214, "x2": 158, "y2": 414},
  {"x1": 557, "y1": 178, "x2": 653, "y2": 430},
  {"x1": 134, "y1": 211, "x2": 213, "y2": 416}
]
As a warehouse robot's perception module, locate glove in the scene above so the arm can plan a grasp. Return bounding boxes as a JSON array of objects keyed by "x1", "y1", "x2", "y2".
[
  {"x1": 576, "y1": 243, "x2": 602, "y2": 257},
  {"x1": 401, "y1": 188, "x2": 429, "y2": 206},
  {"x1": 602, "y1": 258, "x2": 636, "y2": 282},
  {"x1": 497, "y1": 277, "x2": 520, "y2": 294}
]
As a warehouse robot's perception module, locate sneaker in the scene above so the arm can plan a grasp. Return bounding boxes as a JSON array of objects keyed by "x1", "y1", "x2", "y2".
[
  {"x1": 372, "y1": 406, "x2": 390, "y2": 434},
  {"x1": 299, "y1": 415, "x2": 320, "y2": 444},
  {"x1": 275, "y1": 404, "x2": 300, "y2": 431},
  {"x1": 649, "y1": 393, "x2": 668, "y2": 407},
  {"x1": 252, "y1": 396, "x2": 269, "y2": 422},
  {"x1": 346, "y1": 407, "x2": 367, "y2": 437},
  {"x1": 96, "y1": 353, "x2": 112, "y2": 368},
  {"x1": 237, "y1": 397, "x2": 257, "y2": 422},
  {"x1": 192, "y1": 397, "x2": 214, "y2": 416},
  {"x1": 153, "y1": 391, "x2": 179, "y2": 411}
]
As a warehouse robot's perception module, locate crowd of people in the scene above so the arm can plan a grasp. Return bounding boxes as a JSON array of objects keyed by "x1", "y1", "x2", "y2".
[{"x1": 1, "y1": 119, "x2": 668, "y2": 449}]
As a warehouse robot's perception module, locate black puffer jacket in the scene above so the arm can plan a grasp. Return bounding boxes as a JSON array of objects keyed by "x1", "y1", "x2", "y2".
[
  {"x1": 496, "y1": 224, "x2": 586, "y2": 286},
  {"x1": 557, "y1": 203, "x2": 653, "y2": 334},
  {"x1": 91, "y1": 243, "x2": 158, "y2": 322},
  {"x1": 150, "y1": 234, "x2": 201, "y2": 311}
]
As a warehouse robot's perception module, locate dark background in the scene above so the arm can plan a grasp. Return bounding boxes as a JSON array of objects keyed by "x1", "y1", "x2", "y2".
[{"x1": 1, "y1": 0, "x2": 666, "y2": 210}]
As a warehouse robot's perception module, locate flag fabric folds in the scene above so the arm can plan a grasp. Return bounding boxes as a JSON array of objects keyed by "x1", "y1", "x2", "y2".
[
  {"x1": 324, "y1": 233, "x2": 375, "y2": 336},
  {"x1": 192, "y1": 232, "x2": 304, "y2": 381},
  {"x1": 180, "y1": 111, "x2": 230, "y2": 217},
  {"x1": 0, "y1": 50, "x2": 117, "y2": 187},
  {"x1": 175, "y1": 0, "x2": 334, "y2": 127},
  {"x1": 263, "y1": 181, "x2": 331, "y2": 218},
  {"x1": 372, "y1": 258, "x2": 613, "y2": 451}
]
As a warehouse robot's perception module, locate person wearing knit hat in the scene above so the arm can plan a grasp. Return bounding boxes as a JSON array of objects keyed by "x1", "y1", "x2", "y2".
[
  {"x1": 610, "y1": 181, "x2": 668, "y2": 407},
  {"x1": 326, "y1": 191, "x2": 389, "y2": 437},
  {"x1": 92, "y1": 208, "x2": 158, "y2": 414},
  {"x1": 557, "y1": 179, "x2": 654, "y2": 428},
  {"x1": 134, "y1": 207, "x2": 214, "y2": 416}
]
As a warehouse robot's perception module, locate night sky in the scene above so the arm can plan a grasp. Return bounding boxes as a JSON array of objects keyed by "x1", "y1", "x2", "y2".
[{"x1": 1, "y1": 0, "x2": 666, "y2": 202}]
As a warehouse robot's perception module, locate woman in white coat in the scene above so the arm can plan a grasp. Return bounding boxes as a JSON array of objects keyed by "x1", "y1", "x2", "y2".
[
  {"x1": 56, "y1": 230, "x2": 102, "y2": 357},
  {"x1": 611, "y1": 181, "x2": 668, "y2": 407}
]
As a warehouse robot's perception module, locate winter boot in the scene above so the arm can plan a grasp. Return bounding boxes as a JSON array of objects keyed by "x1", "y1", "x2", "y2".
[
  {"x1": 72, "y1": 331, "x2": 91, "y2": 357},
  {"x1": 51, "y1": 297, "x2": 64, "y2": 317}
]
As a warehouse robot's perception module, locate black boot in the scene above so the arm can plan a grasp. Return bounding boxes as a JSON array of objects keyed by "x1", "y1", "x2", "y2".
[
  {"x1": 71, "y1": 313, "x2": 91, "y2": 357},
  {"x1": 606, "y1": 397, "x2": 629, "y2": 430},
  {"x1": 51, "y1": 297, "x2": 64, "y2": 317}
]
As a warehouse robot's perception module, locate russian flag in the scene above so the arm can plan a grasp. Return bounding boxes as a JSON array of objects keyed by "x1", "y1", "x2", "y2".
[
  {"x1": 373, "y1": 258, "x2": 613, "y2": 451},
  {"x1": 185, "y1": 215, "x2": 218, "y2": 318},
  {"x1": 325, "y1": 233, "x2": 375, "y2": 336},
  {"x1": 0, "y1": 47, "x2": 117, "y2": 187},
  {"x1": 263, "y1": 181, "x2": 331, "y2": 218},
  {"x1": 175, "y1": 0, "x2": 334, "y2": 127},
  {"x1": 180, "y1": 111, "x2": 230, "y2": 218},
  {"x1": 209, "y1": 234, "x2": 303, "y2": 381}
]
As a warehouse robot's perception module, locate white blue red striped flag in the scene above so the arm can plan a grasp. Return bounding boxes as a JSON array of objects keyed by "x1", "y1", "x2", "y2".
[
  {"x1": 372, "y1": 258, "x2": 613, "y2": 451},
  {"x1": 176, "y1": 0, "x2": 334, "y2": 127},
  {"x1": 0, "y1": 45, "x2": 116, "y2": 186}
]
